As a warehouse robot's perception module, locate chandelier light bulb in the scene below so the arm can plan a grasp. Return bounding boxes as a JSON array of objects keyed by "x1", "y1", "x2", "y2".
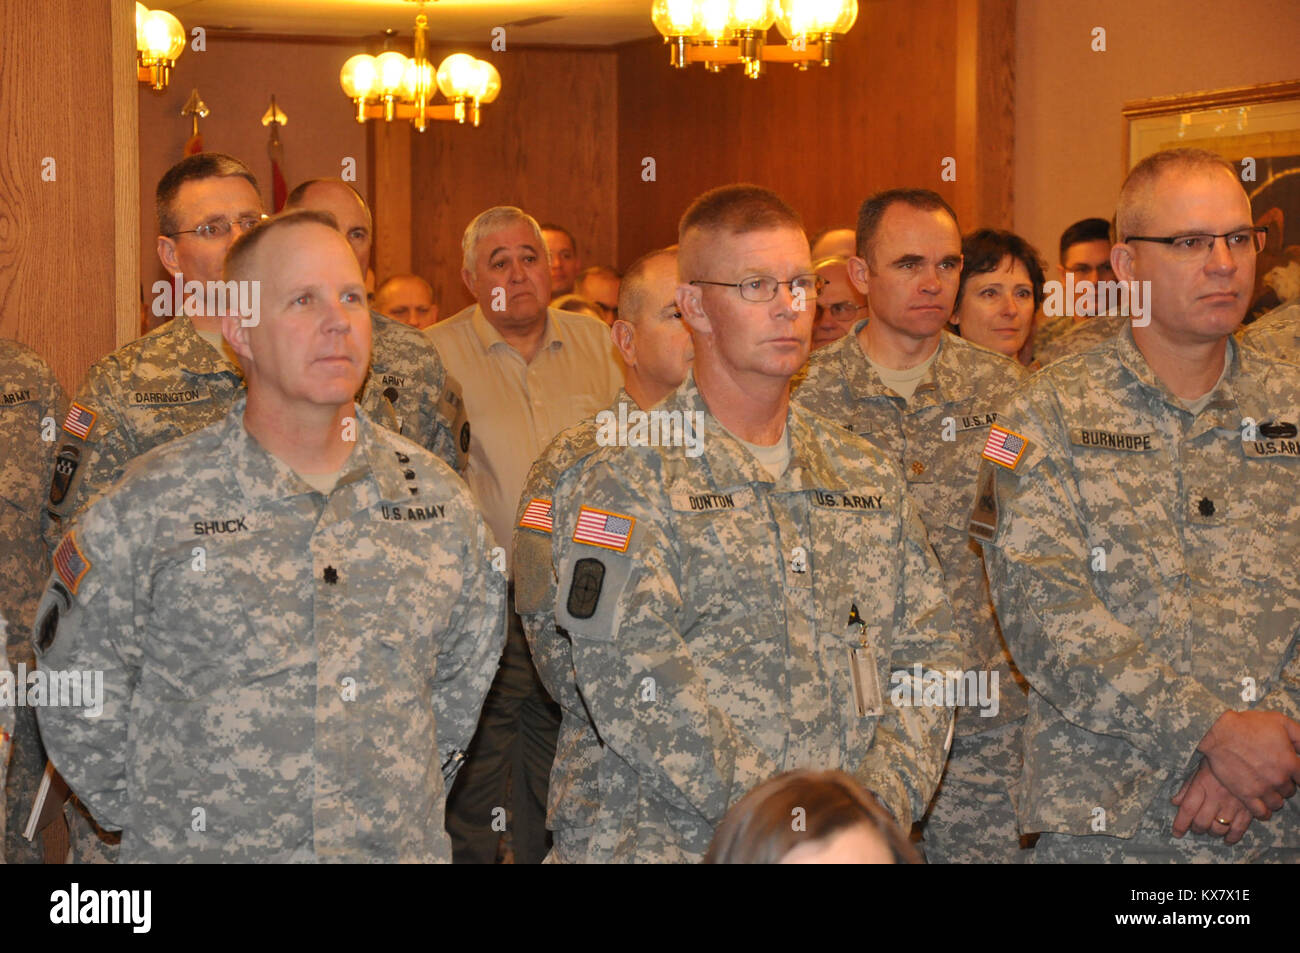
[
  {"x1": 374, "y1": 51, "x2": 409, "y2": 98},
  {"x1": 339, "y1": 54, "x2": 378, "y2": 100},
  {"x1": 436, "y1": 53, "x2": 481, "y2": 100},
  {"x1": 651, "y1": 0, "x2": 703, "y2": 37}
]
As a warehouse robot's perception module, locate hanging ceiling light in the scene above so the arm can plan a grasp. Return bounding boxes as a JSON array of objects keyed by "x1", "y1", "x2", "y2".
[
  {"x1": 339, "y1": 13, "x2": 500, "y2": 130},
  {"x1": 652, "y1": 0, "x2": 858, "y2": 78},
  {"x1": 136, "y1": 2, "x2": 186, "y2": 90}
]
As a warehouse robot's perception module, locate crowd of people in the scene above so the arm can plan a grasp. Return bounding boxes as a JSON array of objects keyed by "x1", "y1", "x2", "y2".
[{"x1": 1, "y1": 145, "x2": 1298, "y2": 864}]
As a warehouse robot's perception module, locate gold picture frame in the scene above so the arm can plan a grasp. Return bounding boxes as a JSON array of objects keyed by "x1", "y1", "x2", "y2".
[{"x1": 1123, "y1": 80, "x2": 1300, "y2": 319}]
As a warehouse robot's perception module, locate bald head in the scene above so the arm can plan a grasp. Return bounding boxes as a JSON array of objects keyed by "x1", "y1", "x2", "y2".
[
  {"x1": 374, "y1": 274, "x2": 437, "y2": 328},
  {"x1": 619, "y1": 248, "x2": 678, "y2": 326},
  {"x1": 1116, "y1": 148, "x2": 1239, "y2": 243},
  {"x1": 286, "y1": 179, "x2": 373, "y2": 270}
]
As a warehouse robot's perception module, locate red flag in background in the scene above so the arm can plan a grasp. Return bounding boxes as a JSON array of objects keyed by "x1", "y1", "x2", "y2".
[
  {"x1": 181, "y1": 89, "x2": 208, "y2": 159},
  {"x1": 263, "y1": 95, "x2": 289, "y2": 212}
]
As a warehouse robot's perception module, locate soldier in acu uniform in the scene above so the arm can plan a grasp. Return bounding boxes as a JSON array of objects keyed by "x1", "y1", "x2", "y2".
[
  {"x1": 546, "y1": 186, "x2": 962, "y2": 863},
  {"x1": 47, "y1": 156, "x2": 467, "y2": 552},
  {"x1": 974, "y1": 149, "x2": 1300, "y2": 862},
  {"x1": 513, "y1": 247, "x2": 692, "y2": 862},
  {"x1": 32, "y1": 211, "x2": 504, "y2": 862},
  {"x1": 1240, "y1": 298, "x2": 1300, "y2": 365},
  {"x1": 0, "y1": 338, "x2": 64, "y2": 862},
  {"x1": 796, "y1": 190, "x2": 1030, "y2": 864}
]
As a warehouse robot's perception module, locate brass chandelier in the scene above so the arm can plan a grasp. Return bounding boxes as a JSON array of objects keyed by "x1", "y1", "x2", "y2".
[
  {"x1": 652, "y1": 0, "x2": 859, "y2": 78},
  {"x1": 339, "y1": 13, "x2": 500, "y2": 131}
]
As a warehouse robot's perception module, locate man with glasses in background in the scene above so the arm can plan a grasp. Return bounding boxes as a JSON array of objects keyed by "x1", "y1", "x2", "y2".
[
  {"x1": 809, "y1": 255, "x2": 868, "y2": 350},
  {"x1": 974, "y1": 148, "x2": 1300, "y2": 862},
  {"x1": 1035, "y1": 217, "x2": 1117, "y2": 362},
  {"x1": 545, "y1": 184, "x2": 962, "y2": 862}
]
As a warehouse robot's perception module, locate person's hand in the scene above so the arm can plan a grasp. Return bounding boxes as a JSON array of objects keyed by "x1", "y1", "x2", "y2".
[
  {"x1": 1198, "y1": 710, "x2": 1300, "y2": 818},
  {"x1": 1172, "y1": 760, "x2": 1254, "y2": 844}
]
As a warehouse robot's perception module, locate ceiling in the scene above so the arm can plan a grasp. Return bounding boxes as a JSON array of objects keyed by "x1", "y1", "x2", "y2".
[{"x1": 158, "y1": 0, "x2": 660, "y2": 45}]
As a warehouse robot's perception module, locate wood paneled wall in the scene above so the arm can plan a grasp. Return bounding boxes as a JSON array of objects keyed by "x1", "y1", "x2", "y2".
[
  {"x1": 616, "y1": 0, "x2": 1016, "y2": 268},
  {"x1": 0, "y1": 0, "x2": 138, "y2": 393},
  {"x1": 410, "y1": 46, "x2": 618, "y2": 316}
]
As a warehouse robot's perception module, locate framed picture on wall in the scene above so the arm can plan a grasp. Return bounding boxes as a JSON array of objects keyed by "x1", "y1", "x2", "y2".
[{"x1": 1124, "y1": 79, "x2": 1300, "y2": 321}]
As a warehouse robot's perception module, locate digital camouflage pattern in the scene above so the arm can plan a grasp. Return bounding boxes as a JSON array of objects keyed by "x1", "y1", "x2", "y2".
[
  {"x1": 1034, "y1": 313, "x2": 1131, "y2": 367},
  {"x1": 512, "y1": 389, "x2": 632, "y2": 863},
  {"x1": 0, "y1": 338, "x2": 65, "y2": 862},
  {"x1": 1239, "y1": 300, "x2": 1300, "y2": 365},
  {"x1": 974, "y1": 325, "x2": 1300, "y2": 857},
  {"x1": 547, "y1": 373, "x2": 962, "y2": 863},
  {"x1": 44, "y1": 312, "x2": 468, "y2": 548},
  {"x1": 796, "y1": 327, "x2": 1028, "y2": 863},
  {"x1": 34, "y1": 399, "x2": 505, "y2": 862}
]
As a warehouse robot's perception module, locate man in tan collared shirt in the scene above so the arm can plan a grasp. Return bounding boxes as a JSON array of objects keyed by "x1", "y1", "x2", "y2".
[{"x1": 430, "y1": 205, "x2": 621, "y2": 863}]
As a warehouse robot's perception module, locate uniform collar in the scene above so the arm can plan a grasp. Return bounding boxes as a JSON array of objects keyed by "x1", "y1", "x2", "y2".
[
  {"x1": 836, "y1": 324, "x2": 959, "y2": 408},
  {"x1": 1112, "y1": 320, "x2": 1245, "y2": 434},
  {"x1": 667, "y1": 372, "x2": 849, "y2": 493},
  {"x1": 227, "y1": 397, "x2": 404, "y2": 507},
  {"x1": 169, "y1": 315, "x2": 243, "y2": 379}
]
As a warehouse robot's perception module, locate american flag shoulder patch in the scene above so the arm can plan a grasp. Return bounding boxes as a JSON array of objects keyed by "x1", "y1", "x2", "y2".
[
  {"x1": 573, "y1": 505, "x2": 635, "y2": 553},
  {"x1": 518, "y1": 497, "x2": 554, "y2": 533},
  {"x1": 63, "y1": 403, "x2": 97, "y2": 440},
  {"x1": 54, "y1": 531, "x2": 92, "y2": 594},
  {"x1": 982, "y1": 425, "x2": 1030, "y2": 470}
]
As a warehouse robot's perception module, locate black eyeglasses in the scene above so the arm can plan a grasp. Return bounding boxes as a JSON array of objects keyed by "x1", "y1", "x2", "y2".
[
  {"x1": 690, "y1": 274, "x2": 827, "y2": 303},
  {"x1": 168, "y1": 215, "x2": 267, "y2": 240},
  {"x1": 1124, "y1": 227, "x2": 1267, "y2": 260}
]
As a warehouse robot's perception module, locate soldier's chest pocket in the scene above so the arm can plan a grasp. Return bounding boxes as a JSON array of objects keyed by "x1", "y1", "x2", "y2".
[
  {"x1": 0, "y1": 402, "x2": 47, "y2": 510},
  {"x1": 146, "y1": 528, "x2": 311, "y2": 694},
  {"x1": 1212, "y1": 455, "x2": 1300, "y2": 591},
  {"x1": 126, "y1": 392, "x2": 220, "y2": 445},
  {"x1": 1069, "y1": 436, "x2": 1176, "y2": 584},
  {"x1": 809, "y1": 502, "x2": 897, "y2": 643}
]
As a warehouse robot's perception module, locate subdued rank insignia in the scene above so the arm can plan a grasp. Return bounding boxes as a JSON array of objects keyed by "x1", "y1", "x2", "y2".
[
  {"x1": 383, "y1": 386, "x2": 400, "y2": 405},
  {"x1": 518, "y1": 498, "x2": 553, "y2": 533},
  {"x1": 848, "y1": 603, "x2": 864, "y2": 628},
  {"x1": 53, "y1": 531, "x2": 91, "y2": 594},
  {"x1": 981, "y1": 425, "x2": 1029, "y2": 470},
  {"x1": 48, "y1": 444, "x2": 81, "y2": 505},
  {"x1": 459, "y1": 421, "x2": 471, "y2": 453},
  {"x1": 968, "y1": 465, "x2": 1000, "y2": 542},
  {"x1": 567, "y1": 557, "x2": 605, "y2": 619}
]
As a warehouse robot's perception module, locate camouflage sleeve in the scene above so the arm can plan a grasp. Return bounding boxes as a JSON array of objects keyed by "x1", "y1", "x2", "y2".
[
  {"x1": 411, "y1": 342, "x2": 469, "y2": 475},
  {"x1": 32, "y1": 494, "x2": 141, "y2": 832},
  {"x1": 855, "y1": 494, "x2": 962, "y2": 828},
  {"x1": 550, "y1": 454, "x2": 781, "y2": 827},
  {"x1": 43, "y1": 361, "x2": 130, "y2": 554},
  {"x1": 431, "y1": 497, "x2": 506, "y2": 763},
  {"x1": 1255, "y1": 637, "x2": 1300, "y2": 722},
  {"x1": 512, "y1": 452, "x2": 591, "y2": 721},
  {"x1": 977, "y1": 402, "x2": 1227, "y2": 771}
]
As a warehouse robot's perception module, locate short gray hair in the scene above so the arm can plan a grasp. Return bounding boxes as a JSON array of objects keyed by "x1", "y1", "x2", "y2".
[{"x1": 461, "y1": 206, "x2": 546, "y2": 272}]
